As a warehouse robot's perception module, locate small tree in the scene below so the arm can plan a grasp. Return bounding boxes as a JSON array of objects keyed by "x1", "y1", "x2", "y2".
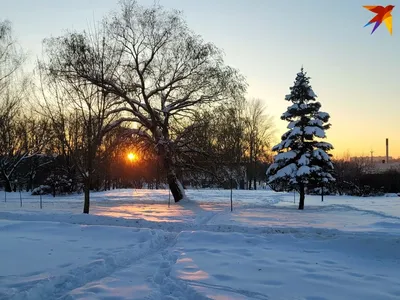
[{"x1": 266, "y1": 68, "x2": 335, "y2": 209}]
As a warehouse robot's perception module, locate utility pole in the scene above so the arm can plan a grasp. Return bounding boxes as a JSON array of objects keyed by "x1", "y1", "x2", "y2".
[{"x1": 386, "y1": 138, "x2": 389, "y2": 164}]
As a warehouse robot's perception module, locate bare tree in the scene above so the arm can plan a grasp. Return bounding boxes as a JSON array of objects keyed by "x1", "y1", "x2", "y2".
[
  {"x1": 17, "y1": 113, "x2": 53, "y2": 191},
  {"x1": 333, "y1": 156, "x2": 372, "y2": 195},
  {"x1": 0, "y1": 20, "x2": 24, "y2": 93},
  {"x1": 244, "y1": 98, "x2": 273, "y2": 190},
  {"x1": 42, "y1": 1, "x2": 246, "y2": 202},
  {"x1": 172, "y1": 97, "x2": 249, "y2": 188},
  {"x1": 38, "y1": 68, "x2": 120, "y2": 213},
  {"x1": 0, "y1": 20, "x2": 29, "y2": 192}
]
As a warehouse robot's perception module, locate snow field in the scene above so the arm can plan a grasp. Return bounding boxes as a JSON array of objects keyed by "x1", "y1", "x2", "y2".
[
  {"x1": 0, "y1": 189, "x2": 400, "y2": 299},
  {"x1": 172, "y1": 230, "x2": 400, "y2": 300}
]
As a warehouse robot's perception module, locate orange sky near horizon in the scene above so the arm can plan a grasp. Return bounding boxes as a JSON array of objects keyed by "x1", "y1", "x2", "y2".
[
  {"x1": 268, "y1": 78, "x2": 400, "y2": 160},
  {"x1": 272, "y1": 122, "x2": 400, "y2": 160},
  {"x1": 2, "y1": 0, "x2": 399, "y2": 159},
  {"x1": 328, "y1": 133, "x2": 400, "y2": 160}
]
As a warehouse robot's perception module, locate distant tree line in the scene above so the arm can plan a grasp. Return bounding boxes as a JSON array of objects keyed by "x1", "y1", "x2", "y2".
[
  {"x1": 270, "y1": 155, "x2": 400, "y2": 198},
  {"x1": 333, "y1": 157, "x2": 400, "y2": 196}
]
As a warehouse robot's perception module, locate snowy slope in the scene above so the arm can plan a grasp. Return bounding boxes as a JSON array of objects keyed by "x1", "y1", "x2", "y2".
[{"x1": 0, "y1": 189, "x2": 399, "y2": 299}]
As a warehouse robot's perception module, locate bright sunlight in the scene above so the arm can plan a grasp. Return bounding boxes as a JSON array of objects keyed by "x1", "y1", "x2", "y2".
[{"x1": 127, "y1": 152, "x2": 137, "y2": 162}]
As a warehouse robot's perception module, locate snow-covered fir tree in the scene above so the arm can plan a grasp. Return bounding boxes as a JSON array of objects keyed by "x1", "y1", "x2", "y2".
[{"x1": 266, "y1": 68, "x2": 335, "y2": 210}]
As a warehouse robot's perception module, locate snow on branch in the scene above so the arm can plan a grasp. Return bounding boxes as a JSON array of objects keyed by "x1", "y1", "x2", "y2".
[
  {"x1": 312, "y1": 148, "x2": 332, "y2": 162},
  {"x1": 268, "y1": 163, "x2": 297, "y2": 183},
  {"x1": 304, "y1": 126, "x2": 326, "y2": 138},
  {"x1": 314, "y1": 142, "x2": 333, "y2": 151},
  {"x1": 317, "y1": 111, "x2": 330, "y2": 121},
  {"x1": 275, "y1": 151, "x2": 297, "y2": 162}
]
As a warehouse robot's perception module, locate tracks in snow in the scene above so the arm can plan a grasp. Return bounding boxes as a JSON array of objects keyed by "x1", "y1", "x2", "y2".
[
  {"x1": 2, "y1": 206, "x2": 400, "y2": 300},
  {"x1": 1, "y1": 210, "x2": 398, "y2": 241},
  {"x1": 5, "y1": 229, "x2": 213, "y2": 300},
  {"x1": 6, "y1": 230, "x2": 175, "y2": 300}
]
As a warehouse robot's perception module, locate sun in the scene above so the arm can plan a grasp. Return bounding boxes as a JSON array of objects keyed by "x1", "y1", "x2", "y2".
[{"x1": 127, "y1": 152, "x2": 136, "y2": 162}]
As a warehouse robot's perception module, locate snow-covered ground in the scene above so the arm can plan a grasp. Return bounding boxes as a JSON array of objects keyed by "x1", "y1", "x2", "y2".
[{"x1": 0, "y1": 189, "x2": 400, "y2": 300}]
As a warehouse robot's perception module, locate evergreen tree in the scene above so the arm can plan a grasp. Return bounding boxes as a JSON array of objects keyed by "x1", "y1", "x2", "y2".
[{"x1": 266, "y1": 68, "x2": 335, "y2": 209}]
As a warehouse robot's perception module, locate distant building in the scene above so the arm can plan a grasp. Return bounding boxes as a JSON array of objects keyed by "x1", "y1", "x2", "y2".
[
  {"x1": 350, "y1": 156, "x2": 395, "y2": 163},
  {"x1": 371, "y1": 162, "x2": 400, "y2": 173},
  {"x1": 350, "y1": 157, "x2": 400, "y2": 174},
  {"x1": 349, "y1": 156, "x2": 400, "y2": 174}
]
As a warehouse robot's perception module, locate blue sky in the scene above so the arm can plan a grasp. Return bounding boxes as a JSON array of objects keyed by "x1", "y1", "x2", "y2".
[{"x1": 2, "y1": 0, "x2": 399, "y2": 157}]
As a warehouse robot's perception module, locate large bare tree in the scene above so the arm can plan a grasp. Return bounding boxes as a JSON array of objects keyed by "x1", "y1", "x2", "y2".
[
  {"x1": 41, "y1": 1, "x2": 246, "y2": 202},
  {"x1": 0, "y1": 20, "x2": 29, "y2": 192}
]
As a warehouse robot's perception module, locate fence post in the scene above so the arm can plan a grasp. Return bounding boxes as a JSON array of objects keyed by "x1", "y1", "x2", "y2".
[
  {"x1": 19, "y1": 190, "x2": 22, "y2": 207},
  {"x1": 40, "y1": 194, "x2": 43, "y2": 209},
  {"x1": 321, "y1": 184, "x2": 324, "y2": 202},
  {"x1": 168, "y1": 188, "x2": 171, "y2": 208},
  {"x1": 230, "y1": 176, "x2": 233, "y2": 212}
]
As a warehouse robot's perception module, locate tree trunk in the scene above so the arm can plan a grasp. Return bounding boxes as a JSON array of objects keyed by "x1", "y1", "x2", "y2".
[
  {"x1": 253, "y1": 140, "x2": 257, "y2": 191},
  {"x1": 321, "y1": 184, "x2": 324, "y2": 202},
  {"x1": 27, "y1": 174, "x2": 33, "y2": 192},
  {"x1": 2, "y1": 174, "x2": 12, "y2": 193},
  {"x1": 156, "y1": 159, "x2": 160, "y2": 190},
  {"x1": 83, "y1": 179, "x2": 90, "y2": 214},
  {"x1": 298, "y1": 183, "x2": 305, "y2": 210},
  {"x1": 249, "y1": 136, "x2": 255, "y2": 190},
  {"x1": 83, "y1": 107, "x2": 93, "y2": 214},
  {"x1": 159, "y1": 141, "x2": 184, "y2": 202},
  {"x1": 161, "y1": 154, "x2": 183, "y2": 202},
  {"x1": 253, "y1": 164, "x2": 257, "y2": 190},
  {"x1": 248, "y1": 165, "x2": 252, "y2": 190},
  {"x1": 167, "y1": 171, "x2": 184, "y2": 202}
]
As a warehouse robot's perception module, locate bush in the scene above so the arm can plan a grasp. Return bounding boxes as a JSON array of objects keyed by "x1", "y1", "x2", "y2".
[
  {"x1": 31, "y1": 185, "x2": 52, "y2": 195},
  {"x1": 45, "y1": 174, "x2": 73, "y2": 195}
]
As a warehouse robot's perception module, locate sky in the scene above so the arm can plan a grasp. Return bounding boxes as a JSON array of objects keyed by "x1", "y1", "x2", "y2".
[{"x1": 2, "y1": 0, "x2": 400, "y2": 158}]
